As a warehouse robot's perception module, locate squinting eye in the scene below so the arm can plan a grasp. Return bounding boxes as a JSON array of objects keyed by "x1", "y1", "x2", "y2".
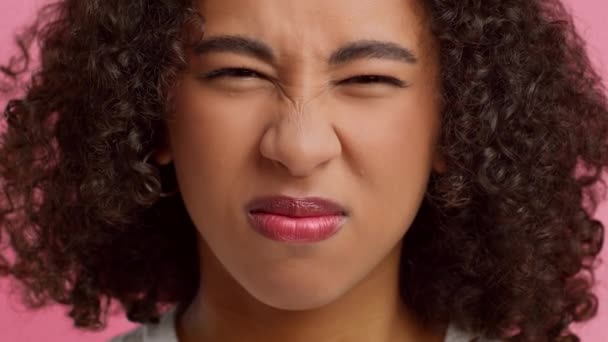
[
  {"x1": 337, "y1": 75, "x2": 407, "y2": 87},
  {"x1": 199, "y1": 69, "x2": 407, "y2": 89},
  {"x1": 201, "y1": 67, "x2": 267, "y2": 80}
]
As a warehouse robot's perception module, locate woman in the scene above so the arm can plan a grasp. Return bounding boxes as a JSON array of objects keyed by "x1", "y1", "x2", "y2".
[{"x1": 1, "y1": 0, "x2": 606, "y2": 341}]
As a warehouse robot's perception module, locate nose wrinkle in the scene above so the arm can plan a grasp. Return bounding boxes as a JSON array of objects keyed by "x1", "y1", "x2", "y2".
[{"x1": 276, "y1": 81, "x2": 330, "y2": 118}]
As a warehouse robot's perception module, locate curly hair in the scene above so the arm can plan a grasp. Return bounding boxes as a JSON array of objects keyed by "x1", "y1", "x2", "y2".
[{"x1": 1, "y1": 0, "x2": 606, "y2": 341}]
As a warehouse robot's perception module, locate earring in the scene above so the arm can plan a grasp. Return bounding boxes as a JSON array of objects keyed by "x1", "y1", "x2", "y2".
[{"x1": 143, "y1": 151, "x2": 180, "y2": 198}]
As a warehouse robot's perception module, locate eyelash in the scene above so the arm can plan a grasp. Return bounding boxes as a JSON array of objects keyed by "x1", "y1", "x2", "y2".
[{"x1": 201, "y1": 67, "x2": 407, "y2": 87}]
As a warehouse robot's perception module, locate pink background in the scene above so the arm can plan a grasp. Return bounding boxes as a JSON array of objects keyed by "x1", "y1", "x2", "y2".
[{"x1": 1, "y1": 0, "x2": 607, "y2": 341}]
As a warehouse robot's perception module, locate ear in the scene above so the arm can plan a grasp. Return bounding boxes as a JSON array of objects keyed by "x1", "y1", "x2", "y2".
[
  {"x1": 153, "y1": 147, "x2": 173, "y2": 166},
  {"x1": 152, "y1": 126, "x2": 173, "y2": 166},
  {"x1": 432, "y1": 149, "x2": 446, "y2": 174}
]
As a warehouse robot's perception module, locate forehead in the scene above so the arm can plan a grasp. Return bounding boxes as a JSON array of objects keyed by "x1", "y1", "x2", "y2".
[{"x1": 196, "y1": 0, "x2": 433, "y2": 59}]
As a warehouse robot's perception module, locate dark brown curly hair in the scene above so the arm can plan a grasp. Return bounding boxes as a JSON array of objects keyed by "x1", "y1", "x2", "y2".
[{"x1": 1, "y1": 0, "x2": 607, "y2": 341}]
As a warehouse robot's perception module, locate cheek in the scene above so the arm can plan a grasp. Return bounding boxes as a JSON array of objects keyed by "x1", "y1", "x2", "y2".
[
  {"x1": 337, "y1": 89, "x2": 440, "y2": 235},
  {"x1": 339, "y1": 88, "x2": 440, "y2": 182},
  {"x1": 166, "y1": 81, "x2": 269, "y2": 222},
  {"x1": 168, "y1": 77, "x2": 269, "y2": 174}
]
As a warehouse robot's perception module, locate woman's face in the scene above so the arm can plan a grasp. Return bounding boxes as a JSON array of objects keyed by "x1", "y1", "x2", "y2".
[{"x1": 157, "y1": 0, "x2": 443, "y2": 310}]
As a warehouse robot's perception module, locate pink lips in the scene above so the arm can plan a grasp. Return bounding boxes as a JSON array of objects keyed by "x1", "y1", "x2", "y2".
[{"x1": 245, "y1": 196, "x2": 348, "y2": 243}]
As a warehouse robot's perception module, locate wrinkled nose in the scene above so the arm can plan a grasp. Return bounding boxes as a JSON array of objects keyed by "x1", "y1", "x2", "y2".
[{"x1": 259, "y1": 94, "x2": 342, "y2": 178}]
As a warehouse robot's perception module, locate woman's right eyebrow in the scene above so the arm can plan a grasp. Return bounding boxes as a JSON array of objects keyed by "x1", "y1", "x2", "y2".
[{"x1": 191, "y1": 34, "x2": 418, "y2": 66}]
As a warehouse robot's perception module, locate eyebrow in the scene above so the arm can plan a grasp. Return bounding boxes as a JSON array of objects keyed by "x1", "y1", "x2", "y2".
[{"x1": 191, "y1": 35, "x2": 418, "y2": 65}]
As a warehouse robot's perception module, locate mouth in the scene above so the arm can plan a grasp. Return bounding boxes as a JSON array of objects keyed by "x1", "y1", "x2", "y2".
[
  {"x1": 245, "y1": 195, "x2": 348, "y2": 243},
  {"x1": 245, "y1": 195, "x2": 348, "y2": 218}
]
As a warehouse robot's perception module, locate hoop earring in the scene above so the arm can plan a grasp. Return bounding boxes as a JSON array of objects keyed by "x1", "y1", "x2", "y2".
[{"x1": 143, "y1": 151, "x2": 180, "y2": 198}]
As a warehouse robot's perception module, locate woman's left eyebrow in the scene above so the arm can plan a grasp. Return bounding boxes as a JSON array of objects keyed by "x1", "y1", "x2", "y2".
[
  {"x1": 191, "y1": 35, "x2": 418, "y2": 65},
  {"x1": 329, "y1": 40, "x2": 418, "y2": 65}
]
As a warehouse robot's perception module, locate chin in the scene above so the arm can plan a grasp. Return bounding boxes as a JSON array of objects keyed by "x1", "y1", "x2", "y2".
[
  {"x1": 241, "y1": 274, "x2": 351, "y2": 311},
  {"x1": 255, "y1": 290, "x2": 345, "y2": 311}
]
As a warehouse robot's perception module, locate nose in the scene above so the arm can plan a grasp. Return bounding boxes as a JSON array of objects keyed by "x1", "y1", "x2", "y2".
[{"x1": 259, "y1": 96, "x2": 342, "y2": 177}]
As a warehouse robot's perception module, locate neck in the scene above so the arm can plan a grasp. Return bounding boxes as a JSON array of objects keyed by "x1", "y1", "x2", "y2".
[{"x1": 176, "y1": 239, "x2": 446, "y2": 342}]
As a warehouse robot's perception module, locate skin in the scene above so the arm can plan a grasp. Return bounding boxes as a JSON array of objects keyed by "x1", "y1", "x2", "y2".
[{"x1": 153, "y1": 0, "x2": 447, "y2": 340}]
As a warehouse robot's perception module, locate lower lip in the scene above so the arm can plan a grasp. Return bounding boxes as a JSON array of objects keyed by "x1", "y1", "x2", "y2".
[{"x1": 247, "y1": 212, "x2": 346, "y2": 243}]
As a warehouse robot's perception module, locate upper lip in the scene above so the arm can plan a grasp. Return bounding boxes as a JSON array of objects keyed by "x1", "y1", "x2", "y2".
[{"x1": 246, "y1": 195, "x2": 348, "y2": 218}]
